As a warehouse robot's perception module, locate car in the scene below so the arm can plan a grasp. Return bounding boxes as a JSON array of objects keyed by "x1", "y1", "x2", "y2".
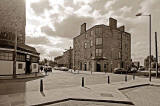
[
  {"x1": 114, "y1": 68, "x2": 127, "y2": 74},
  {"x1": 46, "y1": 66, "x2": 52, "y2": 72},
  {"x1": 130, "y1": 67, "x2": 138, "y2": 73},
  {"x1": 54, "y1": 66, "x2": 60, "y2": 70},
  {"x1": 138, "y1": 66, "x2": 145, "y2": 71},
  {"x1": 60, "y1": 67, "x2": 69, "y2": 71}
]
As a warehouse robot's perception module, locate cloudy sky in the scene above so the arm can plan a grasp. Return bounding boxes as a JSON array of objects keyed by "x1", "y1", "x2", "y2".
[{"x1": 25, "y1": 0, "x2": 160, "y2": 64}]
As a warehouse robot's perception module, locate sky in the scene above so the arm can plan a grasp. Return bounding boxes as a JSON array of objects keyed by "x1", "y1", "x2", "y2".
[{"x1": 25, "y1": 0, "x2": 160, "y2": 65}]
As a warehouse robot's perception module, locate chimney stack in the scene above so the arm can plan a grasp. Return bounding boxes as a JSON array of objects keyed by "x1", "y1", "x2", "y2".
[
  {"x1": 118, "y1": 26, "x2": 125, "y2": 32},
  {"x1": 109, "y1": 18, "x2": 117, "y2": 29},
  {"x1": 80, "y1": 23, "x2": 86, "y2": 34}
]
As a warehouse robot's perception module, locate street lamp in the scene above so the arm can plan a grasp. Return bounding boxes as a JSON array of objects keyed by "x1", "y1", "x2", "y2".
[{"x1": 136, "y1": 13, "x2": 152, "y2": 81}]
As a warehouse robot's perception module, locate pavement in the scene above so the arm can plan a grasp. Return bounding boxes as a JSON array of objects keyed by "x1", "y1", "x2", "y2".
[
  {"x1": 0, "y1": 70, "x2": 160, "y2": 106},
  {"x1": 0, "y1": 72, "x2": 45, "y2": 80}
]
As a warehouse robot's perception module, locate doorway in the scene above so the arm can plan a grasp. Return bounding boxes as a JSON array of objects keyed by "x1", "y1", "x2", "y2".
[
  {"x1": 96, "y1": 64, "x2": 101, "y2": 72},
  {"x1": 26, "y1": 61, "x2": 31, "y2": 74},
  {"x1": 84, "y1": 63, "x2": 87, "y2": 71}
]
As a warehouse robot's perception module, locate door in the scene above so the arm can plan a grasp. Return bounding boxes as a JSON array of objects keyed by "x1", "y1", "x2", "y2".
[
  {"x1": 26, "y1": 61, "x2": 31, "y2": 74},
  {"x1": 96, "y1": 64, "x2": 101, "y2": 72},
  {"x1": 84, "y1": 63, "x2": 87, "y2": 71}
]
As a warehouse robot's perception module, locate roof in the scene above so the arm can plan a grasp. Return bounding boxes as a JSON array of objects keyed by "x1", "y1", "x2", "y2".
[{"x1": 0, "y1": 39, "x2": 39, "y2": 55}]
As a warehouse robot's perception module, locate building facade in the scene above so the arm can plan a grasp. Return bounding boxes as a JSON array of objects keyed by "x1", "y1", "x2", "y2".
[
  {"x1": 54, "y1": 47, "x2": 73, "y2": 69},
  {"x1": 0, "y1": 0, "x2": 26, "y2": 44},
  {"x1": 73, "y1": 18, "x2": 131, "y2": 72},
  {"x1": 0, "y1": 0, "x2": 39, "y2": 75}
]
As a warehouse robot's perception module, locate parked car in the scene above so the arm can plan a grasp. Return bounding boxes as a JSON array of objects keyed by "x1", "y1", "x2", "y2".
[
  {"x1": 60, "y1": 67, "x2": 69, "y2": 71},
  {"x1": 54, "y1": 66, "x2": 60, "y2": 70},
  {"x1": 114, "y1": 68, "x2": 127, "y2": 74},
  {"x1": 138, "y1": 66, "x2": 145, "y2": 71},
  {"x1": 130, "y1": 67, "x2": 138, "y2": 73},
  {"x1": 46, "y1": 66, "x2": 52, "y2": 72}
]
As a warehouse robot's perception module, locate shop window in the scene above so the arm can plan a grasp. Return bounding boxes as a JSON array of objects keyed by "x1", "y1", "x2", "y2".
[{"x1": 18, "y1": 63, "x2": 23, "y2": 69}]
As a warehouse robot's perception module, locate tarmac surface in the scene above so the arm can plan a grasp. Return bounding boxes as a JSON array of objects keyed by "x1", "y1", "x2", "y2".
[{"x1": 0, "y1": 70, "x2": 160, "y2": 106}]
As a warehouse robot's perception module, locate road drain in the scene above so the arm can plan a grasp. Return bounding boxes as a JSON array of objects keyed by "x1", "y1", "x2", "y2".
[{"x1": 100, "y1": 93, "x2": 113, "y2": 97}]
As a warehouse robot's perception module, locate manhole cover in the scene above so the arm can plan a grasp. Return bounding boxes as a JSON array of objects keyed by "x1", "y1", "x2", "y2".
[{"x1": 100, "y1": 93, "x2": 113, "y2": 97}]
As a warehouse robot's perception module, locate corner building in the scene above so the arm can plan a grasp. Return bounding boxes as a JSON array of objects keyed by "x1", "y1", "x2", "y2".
[
  {"x1": 73, "y1": 18, "x2": 131, "y2": 72},
  {"x1": 0, "y1": 0, "x2": 39, "y2": 75}
]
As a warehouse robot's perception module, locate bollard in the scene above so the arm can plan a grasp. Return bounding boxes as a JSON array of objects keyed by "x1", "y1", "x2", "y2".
[
  {"x1": 40, "y1": 79, "x2": 43, "y2": 92},
  {"x1": 133, "y1": 73, "x2": 135, "y2": 80},
  {"x1": 108, "y1": 76, "x2": 110, "y2": 84},
  {"x1": 82, "y1": 77, "x2": 84, "y2": 87},
  {"x1": 125, "y1": 75, "x2": 127, "y2": 82}
]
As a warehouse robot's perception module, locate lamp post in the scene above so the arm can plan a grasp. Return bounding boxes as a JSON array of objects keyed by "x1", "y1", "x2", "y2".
[{"x1": 136, "y1": 13, "x2": 152, "y2": 81}]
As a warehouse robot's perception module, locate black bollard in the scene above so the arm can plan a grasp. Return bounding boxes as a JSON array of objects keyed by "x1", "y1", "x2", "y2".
[
  {"x1": 108, "y1": 76, "x2": 110, "y2": 84},
  {"x1": 133, "y1": 73, "x2": 135, "y2": 80},
  {"x1": 82, "y1": 77, "x2": 84, "y2": 87},
  {"x1": 40, "y1": 79, "x2": 43, "y2": 92},
  {"x1": 125, "y1": 75, "x2": 127, "y2": 82}
]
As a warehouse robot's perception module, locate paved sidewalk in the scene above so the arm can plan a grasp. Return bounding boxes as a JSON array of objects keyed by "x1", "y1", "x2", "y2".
[{"x1": 0, "y1": 72, "x2": 45, "y2": 80}]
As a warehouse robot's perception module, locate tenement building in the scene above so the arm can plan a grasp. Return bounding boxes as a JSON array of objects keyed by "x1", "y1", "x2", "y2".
[
  {"x1": 0, "y1": 0, "x2": 40, "y2": 75},
  {"x1": 73, "y1": 18, "x2": 131, "y2": 72}
]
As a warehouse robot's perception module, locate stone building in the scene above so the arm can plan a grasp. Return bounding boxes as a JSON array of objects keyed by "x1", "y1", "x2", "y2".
[
  {"x1": 0, "y1": 0, "x2": 39, "y2": 75},
  {"x1": 73, "y1": 18, "x2": 131, "y2": 72},
  {"x1": 54, "y1": 47, "x2": 73, "y2": 69},
  {"x1": 0, "y1": 0, "x2": 26, "y2": 44}
]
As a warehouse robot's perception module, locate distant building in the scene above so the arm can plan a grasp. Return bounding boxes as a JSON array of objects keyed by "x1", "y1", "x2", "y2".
[
  {"x1": 54, "y1": 47, "x2": 73, "y2": 69},
  {"x1": 0, "y1": 0, "x2": 39, "y2": 75},
  {"x1": 73, "y1": 18, "x2": 131, "y2": 72}
]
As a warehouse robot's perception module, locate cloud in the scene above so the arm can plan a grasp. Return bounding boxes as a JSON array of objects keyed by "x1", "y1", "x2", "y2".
[
  {"x1": 26, "y1": 0, "x2": 160, "y2": 64},
  {"x1": 26, "y1": 36, "x2": 50, "y2": 45},
  {"x1": 31, "y1": 0, "x2": 52, "y2": 15},
  {"x1": 41, "y1": 14, "x2": 95, "y2": 38}
]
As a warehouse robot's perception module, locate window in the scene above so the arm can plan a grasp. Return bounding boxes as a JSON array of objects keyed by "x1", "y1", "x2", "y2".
[
  {"x1": 0, "y1": 52, "x2": 13, "y2": 61},
  {"x1": 31, "y1": 56, "x2": 39, "y2": 63},
  {"x1": 33, "y1": 64, "x2": 37, "y2": 69},
  {"x1": 84, "y1": 42, "x2": 87, "y2": 49},
  {"x1": 18, "y1": 63, "x2": 23, "y2": 69},
  {"x1": 96, "y1": 49, "x2": 102, "y2": 56},
  {"x1": 85, "y1": 34, "x2": 87, "y2": 38},
  {"x1": 96, "y1": 38, "x2": 102, "y2": 45},
  {"x1": 91, "y1": 30, "x2": 94, "y2": 36},
  {"x1": 90, "y1": 40, "x2": 93, "y2": 47},
  {"x1": 17, "y1": 54, "x2": 25, "y2": 61},
  {"x1": 96, "y1": 27, "x2": 102, "y2": 34}
]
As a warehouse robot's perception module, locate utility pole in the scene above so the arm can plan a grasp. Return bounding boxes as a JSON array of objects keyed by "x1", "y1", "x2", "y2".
[
  {"x1": 13, "y1": 32, "x2": 17, "y2": 78},
  {"x1": 155, "y1": 32, "x2": 158, "y2": 77}
]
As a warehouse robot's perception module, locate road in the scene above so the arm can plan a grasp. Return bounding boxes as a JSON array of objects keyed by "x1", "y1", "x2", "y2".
[
  {"x1": 121, "y1": 85, "x2": 160, "y2": 106},
  {"x1": 25, "y1": 70, "x2": 133, "y2": 92}
]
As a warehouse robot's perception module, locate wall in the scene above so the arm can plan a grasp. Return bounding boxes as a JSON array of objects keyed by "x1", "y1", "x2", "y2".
[
  {"x1": 0, "y1": 60, "x2": 13, "y2": 75},
  {"x1": 0, "y1": 0, "x2": 26, "y2": 43}
]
